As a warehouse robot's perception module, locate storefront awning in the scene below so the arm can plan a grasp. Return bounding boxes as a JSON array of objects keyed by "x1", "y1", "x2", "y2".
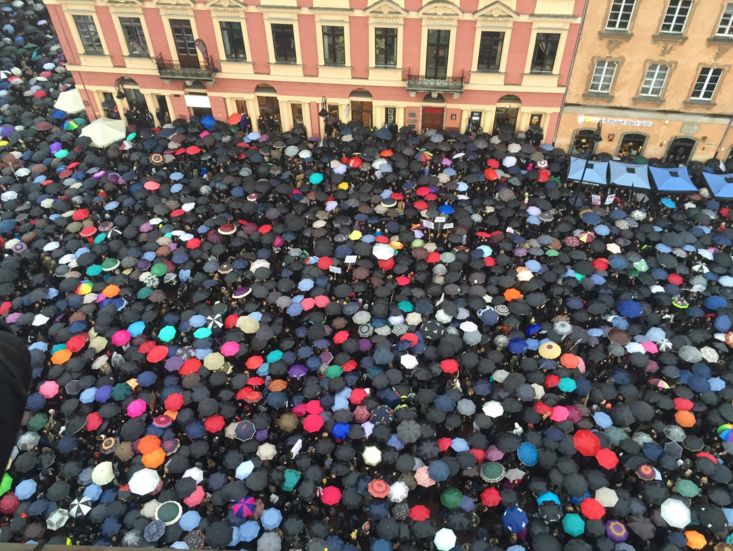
[
  {"x1": 609, "y1": 161, "x2": 651, "y2": 190},
  {"x1": 568, "y1": 157, "x2": 608, "y2": 185},
  {"x1": 703, "y1": 172, "x2": 733, "y2": 199},
  {"x1": 650, "y1": 166, "x2": 697, "y2": 194}
]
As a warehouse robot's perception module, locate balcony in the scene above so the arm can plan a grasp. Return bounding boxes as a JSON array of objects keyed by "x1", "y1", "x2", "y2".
[
  {"x1": 406, "y1": 71, "x2": 464, "y2": 95},
  {"x1": 155, "y1": 54, "x2": 219, "y2": 82}
]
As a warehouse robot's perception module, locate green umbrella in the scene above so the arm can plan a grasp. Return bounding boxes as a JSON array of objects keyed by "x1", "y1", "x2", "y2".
[
  {"x1": 28, "y1": 413, "x2": 48, "y2": 432},
  {"x1": 0, "y1": 473, "x2": 13, "y2": 496},
  {"x1": 151, "y1": 263, "x2": 168, "y2": 277},
  {"x1": 102, "y1": 258, "x2": 120, "y2": 271},
  {"x1": 111, "y1": 383, "x2": 132, "y2": 401},
  {"x1": 158, "y1": 325, "x2": 176, "y2": 343},
  {"x1": 675, "y1": 479, "x2": 700, "y2": 498},
  {"x1": 397, "y1": 300, "x2": 414, "y2": 313},
  {"x1": 480, "y1": 462, "x2": 506, "y2": 483},
  {"x1": 282, "y1": 469, "x2": 301, "y2": 492},
  {"x1": 86, "y1": 265, "x2": 102, "y2": 277},
  {"x1": 126, "y1": 132, "x2": 137, "y2": 141},
  {"x1": 562, "y1": 513, "x2": 585, "y2": 537},
  {"x1": 266, "y1": 350, "x2": 283, "y2": 363},
  {"x1": 137, "y1": 287, "x2": 152, "y2": 299},
  {"x1": 54, "y1": 149, "x2": 69, "y2": 159},
  {"x1": 440, "y1": 488, "x2": 463, "y2": 509},
  {"x1": 194, "y1": 327, "x2": 212, "y2": 339},
  {"x1": 326, "y1": 365, "x2": 343, "y2": 378}
]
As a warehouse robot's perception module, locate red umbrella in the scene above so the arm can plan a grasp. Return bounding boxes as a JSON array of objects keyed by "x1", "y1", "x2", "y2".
[
  {"x1": 72, "y1": 208, "x2": 90, "y2": 221},
  {"x1": 146, "y1": 345, "x2": 168, "y2": 363},
  {"x1": 440, "y1": 359, "x2": 459, "y2": 374},
  {"x1": 595, "y1": 448, "x2": 619, "y2": 470},
  {"x1": 409, "y1": 505, "x2": 431, "y2": 521},
  {"x1": 186, "y1": 145, "x2": 201, "y2": 155},
  {"x1": 85, "y1": 412, "x2": 103, "y2": 432},
  {"x1": 367, "y1": 479, "x2": 390, "y2": 499},
  {"x1": 348, "y1": 157, "x2": 362, "y2": 168},
  {"x1": 0, "y1": 494, "x2": 19, "y2": 514},
  {"x1": 303, "y1": 414, "x2": 324, "y2": 433},
  {"x1": 580, "y1": 498, "x2": 606, "y2": 520},
  {"x1": 236, "y1": 387, "x2": 262, "y2": 403},
  {"x1": 66, "y1": 334, "x2": 88, "y2": 352},
  {"x1": 333, "y1": 330, "x2": 349, "y2": 344},
  {"x1": 481, "y1": 487, "x2": 501, "y2": 507},
  {"x1": 305, "y1": 400, "x2": 324, "y2": 414},
  {"x1": 204, "y1": 414, "x2": 225, "y2": 433},
  {"x1": 573, "y1": 430, "x2": 601, "y2": 457},
  {"x1": 179, "y1": 358, "x2": 201, "y2": 375},
  {"x1": 183, "y1": 485, "x2": 205, "y2": 507},
  {"x1": 320, "y1": 486, "x2": 342, "y2": 505},
  {"x1": 164, "y1": 393, "x2": 184, "y2": 411},
  {"x1": 246, "y1": 356, "x2": 264, "y2": 370}
]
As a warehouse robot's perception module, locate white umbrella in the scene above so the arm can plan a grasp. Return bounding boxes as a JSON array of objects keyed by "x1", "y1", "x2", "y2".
[
  {"x1": 388, "y1": 481, "x2": 409, "y2": 503},
  {"x1": 257, "y1": 443, "x2": 277, "y2": 461},
  {"x1": 46, "y1": 508, "x2": 70, "y2": 530},
  {"x1": 80, "y1": 118, "x2": 126, "y2": 148},
  {"x1": 400, "y1": 354, "x2": 418, "y2": 370},
  {"x1": 235, "y1": 460, "x2": 255, "y2": 480},
  {"x1": 482, "y1": 400, "x2": 504, "y2": 418},
  {"x1": 372, "y1": 243, "x2": 395, "y2": 260},
  {"x1": 183, "y1": 467, "x2": 204, "y2": 484},
  {"x1": 69, "y1": 497, "x2": 92, "y2": 518},
  {"x1": 128, "y1": 468, "x2": 161, "y2": 496},
  {"x1": 362, "y1": 446, "x2": 382, "y2": 466},
  {"x1": 54, "y1": 88, "x2": 85, "y2": 114},
  {"x1": 594, "y1": 487, "x2": 619, "y2": 507},
  {"x1": 434, "y1": 527, "x2": 457, "y2": 551},
  {"x1": 660, "y1": 498, "x2": 691, "y2": 529},
  {"x1": 91, "y1": 461, "x2": 115, "y2": 485},
  {"x1": 250, "y1": 259, "x2": 271, "y2": 273}
]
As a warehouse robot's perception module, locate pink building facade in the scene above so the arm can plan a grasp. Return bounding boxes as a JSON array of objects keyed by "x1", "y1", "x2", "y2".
[{"x1": 45, "y1": 0, "x2": 585, "y2": 138}]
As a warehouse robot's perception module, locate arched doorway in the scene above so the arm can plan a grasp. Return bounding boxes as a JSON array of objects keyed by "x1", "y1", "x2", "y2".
[
  {"x1": 571, "y1": 129, "x2": 598, "y2": 155},
  {"x1": 493, "y1": 95, "x2": 521, "y2": 135},
  {"x1": 350, "y1": 90, "x2": 373, "y2": 128},
  {"x1": 665, "y1": 137, "x2": 696, "y2": 165},
  {"x1": 255, "y1": 84, "x2": 281, "y2": 133},
  {"x1": 116, "y1": 78, "x2": 152, "y2": 127},
  {"x1": 421, "y1": 93, "x2": 445, "y2": 131},
  {"x1": 618, "y1": 133, "x2": 647, "y2": 159}
]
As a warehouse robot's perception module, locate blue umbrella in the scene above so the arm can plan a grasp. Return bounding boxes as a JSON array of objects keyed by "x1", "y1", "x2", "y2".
[
  {"x1": 517, "y1": 442, "x2": 538, "y2": 466},
  {"x1": 331, "y1": 422, "x2": 349, "y2": 440},
  {"x1": 179, "y1": 510, "x2": 201, "y2": 531},
  {"x1": 200, "y1": 114, "x2": 216, "y2": 129},
  {"x1": 238, "y1": 520, "x2": 259, "y2": 542},
  {"x1": 704, "y1": 296, "x2": 727, "y2": 310},
  {"x1": 508, "y1": 338, "x2": 528, "y2": 354},
  {"x1": 14, "y1": 479, "x2": 37, "y2": 500},
  {"x1": 503, "y1": 506, "x2": 529, "y2": 533},
  {"x1": 260, "y1": 508, "x2": 282, "y2": 530},
  {"x1": 616, "y1": 300, "x2": 642, "y2": 318},
  {"x1": 309, "y1": 172, "x2": 324, "y2": 185},
  {"x1": 428, "y1": 460, "x2": 450, "y2": 482},
  {"x1": 438, "y1": 204, "x2": 454, "y2": 215}
]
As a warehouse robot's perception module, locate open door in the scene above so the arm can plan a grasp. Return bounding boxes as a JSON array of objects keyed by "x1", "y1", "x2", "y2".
[{"x1": 170, "y1": 20, "x2": 200, "y2": 69}]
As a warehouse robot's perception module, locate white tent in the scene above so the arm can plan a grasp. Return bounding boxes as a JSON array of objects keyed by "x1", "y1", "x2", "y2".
[
  {"x1": 53, "y1": 88, "x2": 85, "y2": 114},
  {"x1": 81, "y1": 118, "x2": 126, "y2": 148}
]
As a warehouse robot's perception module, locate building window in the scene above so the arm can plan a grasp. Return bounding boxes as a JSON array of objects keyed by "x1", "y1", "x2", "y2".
[
  {"x1": 73, "y1": 14, "x2": 103, "y2": 55},
  {"x1": 660, "y1": 0, "x2": 691, "y2": 33},
  {"x1": 572, "y1": 129, "x2": 598, "y2": 155},
  {"x1": 477, "y1": 31, "x2": 504, "y2": 71},
  {"x1": 322, "y1": 26, "x2": 346, "y2": 66},
  {"x1": 272, "y1": 24, "x2": 296, "y2": 63},
  {"x1": 639, "y1": 63, "x2": 669, "y2": 97},
  {"x1": 716, "y1": 4, "x2": 733, "y2": 36},
  {"x1": 618, "y1": 133, "x2": 647, "y2": 158},
  {"x1": 588, "y1": 60, "x2": 617, "y2": 93},
  {"x1": 374, "y1": 28, "x2": 397, "y2": 67},
  {"x1": 606, "y1": 0, "x2": 635, "y2": 31},
  {"x1": 530, "y1": 33, "x2": 560, "y2": 73},
  {"x1": 291, "y1": 103, "x2": 304, "y2": 125},
  {"x1": 220, "y1": 21, "x2": 246, "y2": 61},
  {"x1": 691, "y1": 67, "x2": 722, "y2": 100},
  {"x1": 119, "y1": 17, "x2": 148, "y2": 57}
]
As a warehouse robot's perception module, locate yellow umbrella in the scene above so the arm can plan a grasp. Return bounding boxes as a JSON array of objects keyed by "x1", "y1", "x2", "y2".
[{"x1": 539, "y1": 341, "x2": 562, "y2": 359}]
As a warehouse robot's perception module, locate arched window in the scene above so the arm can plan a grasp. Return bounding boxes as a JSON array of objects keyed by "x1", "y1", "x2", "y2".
[
  {"x1": 572, "y1": 129, "x2": 598, "y2": 155},
  {"x1": 618, "y1": 133, "x2": 647, "y2": 158},
  {"x1": 665, "y1": 137, "x2": 696, "y2": 165}
]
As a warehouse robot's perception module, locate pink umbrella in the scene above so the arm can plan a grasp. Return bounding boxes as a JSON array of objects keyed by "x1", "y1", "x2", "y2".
[
  {"x1": 414, "y1": 466, "x2": 436, "y2": 488},
  {"x1": 111, "y1": 329, "x2": 131, "y2": 346},
  {"x1": 220, "y1": 341, "x2": 240, "y2": 357},
  {"x1": 39, "y1": 380, "x2": 59, "y2": 399},
  {"x1": 127, "y1": 398, "x2": 147, "y2": 418},
  {"x1": 551, "y1": 405, "x2": 569, "y2": 422},
  {"x1": 183, "y1": 485, "x2": 205, "y2": 507}
]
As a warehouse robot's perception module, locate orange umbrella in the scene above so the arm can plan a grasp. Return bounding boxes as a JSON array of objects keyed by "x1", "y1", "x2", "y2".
[
  {"x1": 227, "y1": 113, "x2": 243, "y2": 125},
  {"x1": 503, "y1": 288, "x2": 523, "y2": 302},
  {"x1": 51, "y1": 348, "x2": 72, "y2": 365},
  {"x1": 102, "y1": 284, "x2": 120, "y2": 298},
  {"x1": 560, "y1": 353, "x2": 580, "y2": 369},
  {"x1": 675, "y1": 410, "x2": 696, "y2": 428},
  {"x1": 685, "y1": 530, "x2": 706, "y2": 550},
  {"x1": 142, "y1": 448, "x2": 166, "y2": 469},
  {"x1": 268, "y1": 379, "x2": 288, "y2": 392},
  {"x1": 137, "y1": 434, "x2": 162, "y2": 455}
]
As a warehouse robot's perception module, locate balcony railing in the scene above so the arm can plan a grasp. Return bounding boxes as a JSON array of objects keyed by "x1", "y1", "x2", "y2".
[
  {"x1": 406, "y1": 71, "x2": 464, "y2": 94},
  {"x1": 155, "y1": 54, "x2": 219, "y2": 81}
]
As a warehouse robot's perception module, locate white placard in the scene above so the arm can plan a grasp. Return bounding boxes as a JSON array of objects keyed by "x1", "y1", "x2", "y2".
[
  {"x1": 184, "y1": 94, "x2": 212, "y2": 108},
  {"x1": 443, "y1": 223, "x2": 454, "y2": 229},
  {"x1": 605, "y1": 194, "x2": 616, "y2": 205},
  {"x1": 435, "y1": 217, "x2": 446, "y2": 224},
  {"x1": 329, "y1": 266, "x2": 342, "y2": 274},
  {"x1": 344, "y1": 255, "x2": 357, "y2": 264},
  {"x1": 423, "y1": 220, "x2": 435, "y2": 229},
  {"x1": 592, "y1": 194, "x2": 601, "y2": 206}
]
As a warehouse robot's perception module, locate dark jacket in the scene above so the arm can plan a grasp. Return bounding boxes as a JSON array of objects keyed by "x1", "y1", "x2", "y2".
[{"x1": 0, "y1": 320, "x2": 31, "y2": 474}]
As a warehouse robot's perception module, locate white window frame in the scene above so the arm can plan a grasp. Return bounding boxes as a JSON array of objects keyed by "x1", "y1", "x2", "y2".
[
  {"x1": 605, "y1": 0, "x2": 635, "y2": 31},
  {"x1": 690, "y1": 67, "x2": 722, "y2": 101},
  {"x1": 639, "y1": 63, "x2": 670, "y2": 97},
  {"x1": 716, "y1": 3, "x2": 733, "y2": 36},
  {"x1": 660, "y1": 0, "x2": 692, "y2": 34},
  {"x1": 588, "y1": 60, "x2": 617, "y2": 93}
]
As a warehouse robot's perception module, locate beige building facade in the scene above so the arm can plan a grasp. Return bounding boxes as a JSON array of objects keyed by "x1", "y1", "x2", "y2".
[{"x1": 555, "y1": 0, "x2": 733, "y2": 164}]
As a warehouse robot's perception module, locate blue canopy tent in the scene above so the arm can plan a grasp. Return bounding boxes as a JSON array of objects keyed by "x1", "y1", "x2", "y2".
[
  {"x1": 649, "y1": 166, "x2": 697, "y2": 194},
  {"x1": 609, "y1": 161, "x2": 651, "y2": 190},
  {"x1": 567, "y1": 157, "x2": 608, "y2": 185},
  {"x1": 703, "y1": 172, "x2": 733, "y2": 199}
]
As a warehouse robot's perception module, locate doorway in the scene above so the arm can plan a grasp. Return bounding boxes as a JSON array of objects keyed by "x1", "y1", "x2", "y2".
[
  {"x1": 257, "y1": 95, "x2": 281, "y2": 133},
  {"x1": 425, "y1": 29, "x2": 450, "y2": 79},
  {"x1": 422, "y1": 106, "x2": 444, "y2": 130},
  {"x1": 351, "y1": 101, "x2": 373, "y2": 127},
  {"x1": 665, "y1": 137, "x2": 695, "y2": 165},
  {"x1": 468, "y1": 111, "x2": 482, "y2": 133},
  {"x1": 492, "y1": 106, "x2": 518, "y2": 135},
  {"x1": 155, "y1": 95, "x2": 170, "y2": 126},
  {"x1": 170, "y1": 19, "x2": 199, "y2": 69}
]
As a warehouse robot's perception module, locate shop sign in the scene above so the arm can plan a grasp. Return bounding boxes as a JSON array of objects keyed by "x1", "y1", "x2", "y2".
[{"x1": 577, "y1": 115, "x2": 652, "y2": 128}]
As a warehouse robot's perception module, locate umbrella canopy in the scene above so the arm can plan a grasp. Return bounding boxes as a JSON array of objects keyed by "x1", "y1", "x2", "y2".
[
  {"x1": 80, "y1": 118, "x2": 127, "y2": 148},
  {"x1": 609, "y1": 161, "x2": 651, "y2": 190},
  {"x1": 568, "y1": 157, "x2": 608, "y2": 185},
  {"x1": 53, "y1": 88, "x2": 85, "y2": 114}
]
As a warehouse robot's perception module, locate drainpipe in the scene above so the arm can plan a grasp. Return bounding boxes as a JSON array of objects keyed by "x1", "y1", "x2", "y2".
[{"x1": 552, "y1": 0, "x2": 590, "y2": 145}]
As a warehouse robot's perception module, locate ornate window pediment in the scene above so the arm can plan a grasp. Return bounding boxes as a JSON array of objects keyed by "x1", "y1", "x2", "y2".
[
  {"x1": 419, "y1": 0, "x2": 461, "y2": 17},
  {"x1": 366, "y1": 0, "x2": 408, "y2": 16},
  {"x1": 104, "y1": 0, "x2": 144, "y2": 5},
  {"x1": 206, "y1": 0, "x2": 246, "y2": 7},
  {"x1": 475, "y1": 1, "x2": 517, "y2": 19},
  {"x1": 152, "y1": 0, "x2": 195, "y2": 6}
]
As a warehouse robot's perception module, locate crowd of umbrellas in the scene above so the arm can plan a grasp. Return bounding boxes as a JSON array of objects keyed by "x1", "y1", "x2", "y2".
[{"x1": 2, "y1": 1, "x2": 733, "y2": 550}]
